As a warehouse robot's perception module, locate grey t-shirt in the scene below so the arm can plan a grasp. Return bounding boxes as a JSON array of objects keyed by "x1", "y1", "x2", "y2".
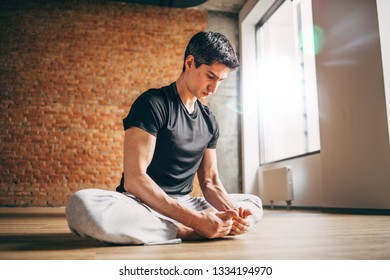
[{"x1": 116, "y1": 82, "x2": 219, "y2": 195}]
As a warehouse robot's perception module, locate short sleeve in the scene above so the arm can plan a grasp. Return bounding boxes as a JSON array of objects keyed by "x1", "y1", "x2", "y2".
[
  {"x1": 207, "y1": 119, "x2": 219, "y2": 149},
  {"x1": 123, "y1": 90, "x2": 168, "y2": 136}
]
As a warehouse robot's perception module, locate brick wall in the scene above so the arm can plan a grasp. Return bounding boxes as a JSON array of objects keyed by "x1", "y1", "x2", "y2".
[{"x1": 0, "y1": 0, "x2": 207, "y2": 206}]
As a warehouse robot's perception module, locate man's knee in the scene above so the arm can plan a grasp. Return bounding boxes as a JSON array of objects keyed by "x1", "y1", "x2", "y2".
[
  {"x1": 230, "y1": 193, "x2": 263, "y2": 208},
  {"x1": 65, "y1": 189, "x2": 111, "y2": 239},
  {"x1": 65, "y1": 189, "x2": 94, "y2": 221},
  {"x1": 230, "y1": 193, "x2": 263, "y2": 223},
  {"x1": 64, "y1": 189, "x2": 173, "y2": 244},
  {"x1": 65, "y1": 190, "x2": 90, "y2": 233},
  {"x1": 247, "y1": 194, "x2": 263, "y2": 209}
]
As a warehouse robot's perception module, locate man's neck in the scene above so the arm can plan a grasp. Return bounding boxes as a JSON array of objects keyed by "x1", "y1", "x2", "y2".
[{"x1": 175, "y1": 73, "x2": 197, "y2": 114}]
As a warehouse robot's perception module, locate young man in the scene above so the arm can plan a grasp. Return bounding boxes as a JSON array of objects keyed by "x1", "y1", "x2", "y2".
[{"x1": 66, "y1": 31, "x2": 263, "y2": 245}]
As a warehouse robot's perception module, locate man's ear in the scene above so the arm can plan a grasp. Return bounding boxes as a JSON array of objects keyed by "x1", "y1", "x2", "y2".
[{"x1": 185, "y1": 55, "x2": 195, "y2": 70}]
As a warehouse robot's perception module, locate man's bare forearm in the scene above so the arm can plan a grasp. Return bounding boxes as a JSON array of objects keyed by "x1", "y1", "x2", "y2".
[{"x1": 201, "y1": 179, "x2": 235, "y2": 211}]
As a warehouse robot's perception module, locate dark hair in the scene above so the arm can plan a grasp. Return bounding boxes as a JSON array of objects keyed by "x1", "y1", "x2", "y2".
[{"x1": 182, "y1": 30, "x2": 240, "y2": 72}]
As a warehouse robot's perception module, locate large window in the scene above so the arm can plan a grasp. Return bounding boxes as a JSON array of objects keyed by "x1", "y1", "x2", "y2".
[{"x1": 256, "y1": 0, "x2": 321, "y2": 164}]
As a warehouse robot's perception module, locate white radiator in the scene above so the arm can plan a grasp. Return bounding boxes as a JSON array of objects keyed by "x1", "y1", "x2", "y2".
[{"x1": 262, "y1": 167, "x2": 294, "y2": 209}]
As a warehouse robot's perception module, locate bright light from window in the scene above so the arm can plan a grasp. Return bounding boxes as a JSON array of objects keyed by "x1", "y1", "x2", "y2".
[{"x1": 256, "y1": 0, "x2": 321, "y2": 164}]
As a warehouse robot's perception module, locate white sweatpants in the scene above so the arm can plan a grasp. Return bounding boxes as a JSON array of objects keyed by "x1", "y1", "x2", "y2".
[{"x1": 65, "y1": 188, "x2": 263, "y2": 245}]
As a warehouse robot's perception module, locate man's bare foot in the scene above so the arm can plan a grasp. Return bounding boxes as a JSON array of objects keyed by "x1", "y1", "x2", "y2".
[{"x1": 176, "y1": 224, "x2": 206, "y2": 241}]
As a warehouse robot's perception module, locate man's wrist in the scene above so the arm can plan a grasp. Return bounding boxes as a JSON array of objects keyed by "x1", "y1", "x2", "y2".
[{"x1": 183, "y1": 209, "x2": 204, "y2": 230}]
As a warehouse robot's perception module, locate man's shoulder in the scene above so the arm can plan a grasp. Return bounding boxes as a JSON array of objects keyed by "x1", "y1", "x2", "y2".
[{"x1": 137, "y1": 84, "x2": 174, "y2": 105}]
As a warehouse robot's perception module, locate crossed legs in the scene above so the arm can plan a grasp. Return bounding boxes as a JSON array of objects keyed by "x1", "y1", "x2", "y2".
[{"x1": 66, "y1": 189, "x2": 263, "y2": 245}]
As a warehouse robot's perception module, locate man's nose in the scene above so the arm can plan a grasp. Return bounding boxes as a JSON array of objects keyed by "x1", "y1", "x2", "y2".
[{"x1": 207, "y1": 81, "x2": 219, "y2": 94}]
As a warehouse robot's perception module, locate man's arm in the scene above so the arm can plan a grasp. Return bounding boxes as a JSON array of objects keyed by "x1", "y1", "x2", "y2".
[
  {"x1": 196, "y1": 148, "x2": 234, "y2": 211},
  {"x1": 197, "y1": 148, "x2": 252, "y2": 235},
  {"x1": 123, "y1": 126, "x2": 236, "y2": 239}
]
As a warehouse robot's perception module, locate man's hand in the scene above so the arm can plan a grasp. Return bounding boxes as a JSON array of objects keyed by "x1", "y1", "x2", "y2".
[
  {"x1": 192, "y1": 208, "x2": 238, "y2": 239},
  {"x1": 229, "y1": 207, "x2": 252, "y2": 235}
]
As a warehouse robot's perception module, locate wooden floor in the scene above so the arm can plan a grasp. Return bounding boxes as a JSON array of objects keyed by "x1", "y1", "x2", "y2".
[{"x1": 0, "y1": 207, "x2": 389, "y2": 260}]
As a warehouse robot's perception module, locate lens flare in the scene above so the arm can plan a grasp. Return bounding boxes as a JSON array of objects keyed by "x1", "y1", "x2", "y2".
[
  {"x1": 313, "y1": 25, "x2": 325, "y2": 55},
  {"x1": 299, "y1": 25, "x2": 325, "y2": 55},
  {"x1": 227, "y1": 98, "x2": 243, "y2": 114}
]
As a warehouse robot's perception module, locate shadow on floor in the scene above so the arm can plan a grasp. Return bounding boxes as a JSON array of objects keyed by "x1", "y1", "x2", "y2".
[{"x1": 0, "y1": 233, "x2": 108, "y2": 251}]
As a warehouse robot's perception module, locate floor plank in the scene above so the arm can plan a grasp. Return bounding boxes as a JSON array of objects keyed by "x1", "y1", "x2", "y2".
[{"x1": 0, "y1": 208, "x2": 389, "y2": 260}]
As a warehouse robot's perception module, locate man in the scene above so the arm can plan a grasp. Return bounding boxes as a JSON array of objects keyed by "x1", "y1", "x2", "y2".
[{"x1": 66, "y1": 31, "x2": 263, "y2": 245}]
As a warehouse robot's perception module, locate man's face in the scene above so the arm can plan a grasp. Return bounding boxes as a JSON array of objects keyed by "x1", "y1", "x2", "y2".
[{"x1": 185, "y1": 56, "x2": 230, "y2": 100}]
